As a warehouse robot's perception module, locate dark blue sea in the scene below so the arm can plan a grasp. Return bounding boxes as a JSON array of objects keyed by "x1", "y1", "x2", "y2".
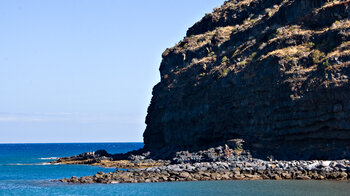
[{"x1": 0, "y1": 143, "x2": 349, "y2": 196}]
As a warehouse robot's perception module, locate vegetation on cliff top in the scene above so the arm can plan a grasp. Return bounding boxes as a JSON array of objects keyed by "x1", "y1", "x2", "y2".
[{"x1": 161, "y1": 0, "x2": 349, "y2": 92}]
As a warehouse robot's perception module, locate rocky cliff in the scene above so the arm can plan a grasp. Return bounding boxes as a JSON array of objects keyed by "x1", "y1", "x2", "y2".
[{"x1": 143, "y1": 0, "x2": 350, "y2": 160}]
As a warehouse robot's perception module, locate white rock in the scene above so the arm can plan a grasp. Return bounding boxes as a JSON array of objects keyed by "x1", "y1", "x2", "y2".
[
  {"x1": 306, "y1": 162, "x2": 319, "y2": 170},
  {"x1": 321, "y1": 161, "x2": 331, "y2": 167}
]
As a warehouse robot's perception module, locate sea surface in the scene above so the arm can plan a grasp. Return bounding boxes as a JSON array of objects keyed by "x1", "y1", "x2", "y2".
[{"x1": 0, "y1": 143, "x2": 349, "y2": 196}]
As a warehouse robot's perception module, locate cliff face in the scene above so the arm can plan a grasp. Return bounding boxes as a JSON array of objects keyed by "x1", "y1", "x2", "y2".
[{"x1": 144, "y1": 0, "x2": 350, "y2": 160}]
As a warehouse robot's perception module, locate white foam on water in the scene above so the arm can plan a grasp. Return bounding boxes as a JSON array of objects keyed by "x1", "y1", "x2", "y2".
[
  {"x1": 7, "y1": 163, "x2": 59, "y2": 166},
  {"x1": 38, "y1": 157, "x2": 58, "y2": 160}
]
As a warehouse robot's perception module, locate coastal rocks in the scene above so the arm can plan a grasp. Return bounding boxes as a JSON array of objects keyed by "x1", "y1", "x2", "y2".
[
  {"x1": 128, "y1": 152, "x2": 151, "y2": 162},
  {"x1": 50, "y1": 150, "x2": 169, "y2": 169},
  {"x1": 50, "y1": 150, "x2": 113, "y2": 166},
  {"x1": 54, "y1": 146, "x2": 350, "y2": 184},
  {"x1": 50, "y1": 144, "x2": 250, "y2": 168},
  {"x1": 94, "y1": 150, "x2": 110, "y2": 157},
  {"x1": 172, "y1": 145, "x2": 251, "y2": 164},
  {"x1": 59, "y1": 159, "x2": 350, "y2": 184},
  {"x1": 55, "y1": 149, "x2": 112, "y2": 163}
]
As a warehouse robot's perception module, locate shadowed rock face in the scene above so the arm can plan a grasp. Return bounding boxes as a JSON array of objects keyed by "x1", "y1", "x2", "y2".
[{"x1": 143, "y1": 0, "x2": 350, "y2": 160}]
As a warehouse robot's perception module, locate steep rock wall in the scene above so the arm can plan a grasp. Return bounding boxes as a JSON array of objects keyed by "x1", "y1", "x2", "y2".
[{"x1": 144, "y1": 0, "x2": 350, "y2": 160}]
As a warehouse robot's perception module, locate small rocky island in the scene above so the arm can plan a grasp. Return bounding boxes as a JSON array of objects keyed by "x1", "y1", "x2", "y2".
[{"x1": 56, "y1": 0, "x2": 350, "y2": 184}]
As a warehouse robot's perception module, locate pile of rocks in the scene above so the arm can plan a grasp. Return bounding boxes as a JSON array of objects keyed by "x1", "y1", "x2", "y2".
[
  {"x1": 59, "y1": 159, "x2": 350, "y2": 184},
  {"x1": 172, "y1": 146, "x2": 251, "y2": 164}
]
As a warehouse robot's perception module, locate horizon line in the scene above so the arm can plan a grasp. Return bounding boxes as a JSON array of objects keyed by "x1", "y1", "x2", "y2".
[{"x1": 0, "y1": 141, "x2": 144, "y2": 144}]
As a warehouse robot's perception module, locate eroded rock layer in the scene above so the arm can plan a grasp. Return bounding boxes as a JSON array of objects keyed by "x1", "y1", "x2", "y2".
[{"x1": 143, "y1": 0, "x2": 350, "y2": 160}]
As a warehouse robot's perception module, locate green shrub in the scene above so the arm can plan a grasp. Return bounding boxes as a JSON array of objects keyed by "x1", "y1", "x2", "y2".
[
  {"x1": 307, "y1": 42, "x2": 315, "y2": 48},
  {"x1": 285, "y1": 55, "x2": 292, "y2": 62},
  {"x1": 249, "y1": 52, "x2": 257, "y2": 60},
  {"x1": 312, "y1": 50, "x2": 325, "y2": 64},
  {"x1": 322, "y1": 60, "x2": 329, "y2": 67},
  {"x1": 219, "y1": 67, "x2": 230, "y2": 78},
  {"x1": 232, "y1": 49, "x2": 240, "y2": 57},
  {"x1": 234, "y1": 142, "x2": 243, "y2": 151},
  {"x1": 209, "y1": 51, "x2": 215, "y2": 57},
  {"x1": 221, "y1": 56, "x2": 229, "y2": 63},
  {"x1": 240, "y1": 59, "x2": 248, "y2": 66}
]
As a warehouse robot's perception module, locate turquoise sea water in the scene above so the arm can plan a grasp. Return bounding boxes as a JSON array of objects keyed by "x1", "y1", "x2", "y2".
[{"x1": 0, "y1": 143, "x2": 349, "y2": 196}]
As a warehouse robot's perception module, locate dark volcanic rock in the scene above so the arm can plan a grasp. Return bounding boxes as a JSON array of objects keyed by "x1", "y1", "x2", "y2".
[
  {"x1": 95, "y1": 150, "x2": 110, "y2": 157},
  {"x1": 143, "y1": 0, "x2": 350, "y2": 160},
  {"x1": 56, "y1": 149, "x2": 113, "y2": 163}
]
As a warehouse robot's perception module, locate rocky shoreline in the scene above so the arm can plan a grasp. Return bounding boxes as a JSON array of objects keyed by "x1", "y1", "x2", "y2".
[
  {"x1": 58, "y1": 159, "x2": 350, "y2": 184},
  {"x1": 54, "y1": 145, "x2": 350, "y2": 184}
]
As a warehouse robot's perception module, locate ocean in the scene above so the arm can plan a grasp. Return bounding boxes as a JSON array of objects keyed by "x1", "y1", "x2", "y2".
[{"x1": 0, "y1": 143, "x2": 349, "y2": 196}]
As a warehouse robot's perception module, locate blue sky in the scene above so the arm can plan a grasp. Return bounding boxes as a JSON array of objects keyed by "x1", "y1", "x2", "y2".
[{"x1": 0, "y1": 0, "x2": 224, "y2": 143}]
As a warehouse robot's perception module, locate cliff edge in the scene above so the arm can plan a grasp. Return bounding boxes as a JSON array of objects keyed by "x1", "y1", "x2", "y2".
[{"x1": 144, "y1": 0, "x2": 350, "y2": 160}]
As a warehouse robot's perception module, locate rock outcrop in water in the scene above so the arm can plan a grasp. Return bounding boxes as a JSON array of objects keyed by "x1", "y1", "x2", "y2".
[
  {"x1": 143, "y1": 0, "x2": 350, "y2": 160},
  {"x1": 59, "y1": 147, "x2": 350, "y2": 184}
]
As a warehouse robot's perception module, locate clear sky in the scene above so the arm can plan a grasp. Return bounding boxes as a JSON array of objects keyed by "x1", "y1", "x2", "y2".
[{"x1": 0, "y1": 0, "x2": 224, "y2": 143}]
